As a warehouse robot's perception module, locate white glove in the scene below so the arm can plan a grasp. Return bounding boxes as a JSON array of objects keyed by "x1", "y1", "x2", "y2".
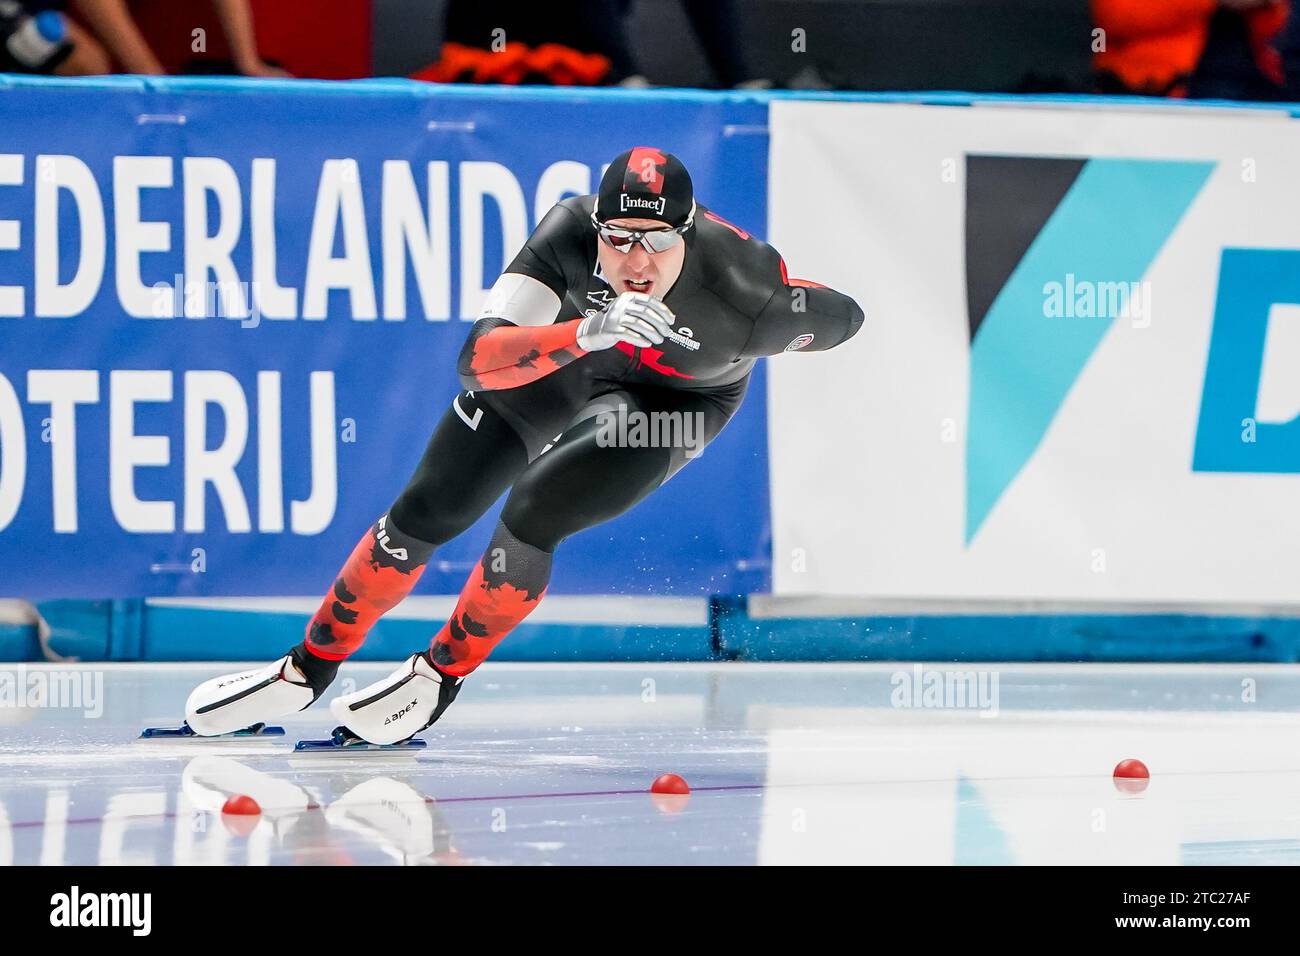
[{"x1": 577, "y1": 292, "x2": 675, "y2": 351}]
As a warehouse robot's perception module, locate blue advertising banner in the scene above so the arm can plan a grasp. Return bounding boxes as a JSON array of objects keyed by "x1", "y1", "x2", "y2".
[{"x1": 0, "y1": 79, "x2": 772, "y2": 598}]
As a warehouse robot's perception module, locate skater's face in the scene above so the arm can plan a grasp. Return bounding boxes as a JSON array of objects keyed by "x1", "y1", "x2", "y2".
[{"x1": 596, "y1": 217, "x2": 686, "y2": 300}]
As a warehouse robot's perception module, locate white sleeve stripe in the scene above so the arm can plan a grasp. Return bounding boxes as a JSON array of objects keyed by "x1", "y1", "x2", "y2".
[{"x1": 477, "y1": 273, "x2": 563, "y2": 327}]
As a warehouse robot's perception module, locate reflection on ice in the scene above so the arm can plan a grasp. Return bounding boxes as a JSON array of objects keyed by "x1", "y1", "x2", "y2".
[{"x1": 0, "y1": 661, "x2": 1298, "y2": 865}]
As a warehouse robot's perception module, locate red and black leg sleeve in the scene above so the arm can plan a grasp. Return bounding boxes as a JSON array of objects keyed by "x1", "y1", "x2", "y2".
[{"x1": 428, "y1": 520, "x2": 552, "y2": 678}]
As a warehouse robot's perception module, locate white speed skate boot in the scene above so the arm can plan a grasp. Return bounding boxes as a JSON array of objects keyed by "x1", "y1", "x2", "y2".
[
  {"x1": 329, "y1": 652, "x2": 463, "y2": 745},
  {"x1": 185, "y1": 646, "x2": 340, "y2": 737}
]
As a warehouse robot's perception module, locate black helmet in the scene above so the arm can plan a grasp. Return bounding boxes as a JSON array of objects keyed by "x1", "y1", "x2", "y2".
[{"x1": 594, "y1": 146, "x2": 695, "y2": 229}]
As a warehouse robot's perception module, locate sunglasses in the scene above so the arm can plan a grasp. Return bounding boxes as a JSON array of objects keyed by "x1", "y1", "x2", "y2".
[{"x1": 591, "y1": 200, "x2": 695, "y2": 255}]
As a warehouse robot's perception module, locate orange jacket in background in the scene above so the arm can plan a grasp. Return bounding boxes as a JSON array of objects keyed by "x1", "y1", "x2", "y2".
[{"x1": 1093, "y1": 0, "x2": 1289, "y2": 96}]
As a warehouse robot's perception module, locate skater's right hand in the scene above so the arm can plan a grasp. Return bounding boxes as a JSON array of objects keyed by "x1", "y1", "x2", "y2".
[{"x1": 576, "y1": 292, "x2": 675, "y2": 351}]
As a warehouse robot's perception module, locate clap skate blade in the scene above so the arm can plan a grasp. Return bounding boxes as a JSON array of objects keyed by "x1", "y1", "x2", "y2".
[
  {"x1": 294, "y1": 725, "x2": 427, "y2": 752},
  {"x1": 139, "y1": 721, "x2": 286, "y2": 740}
]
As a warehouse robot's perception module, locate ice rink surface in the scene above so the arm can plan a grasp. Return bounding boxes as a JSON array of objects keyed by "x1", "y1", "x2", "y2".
[{"x1": 1, "y1": 661, "x2": 1298, "y2": 866}]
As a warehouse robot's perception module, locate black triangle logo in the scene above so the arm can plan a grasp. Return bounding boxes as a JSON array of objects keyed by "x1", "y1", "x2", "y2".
[{"x1": 965, "y1": 155, "x2": 1086, "y2": 341}]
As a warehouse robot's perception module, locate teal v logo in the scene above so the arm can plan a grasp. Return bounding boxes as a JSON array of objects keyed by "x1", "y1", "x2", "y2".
[{"x1": 964, "y1": 156, "x2": 1213, "y2": 544}]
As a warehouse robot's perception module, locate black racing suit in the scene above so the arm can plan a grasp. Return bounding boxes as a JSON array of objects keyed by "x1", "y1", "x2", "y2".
[{"x1": 302, "y1": 195, "x2": 864, "y2": 675}]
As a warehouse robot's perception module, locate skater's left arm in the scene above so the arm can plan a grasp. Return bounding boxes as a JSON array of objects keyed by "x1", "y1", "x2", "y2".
[{"x1": 738, "y1": 259, "x2": 865, "y2": 357}]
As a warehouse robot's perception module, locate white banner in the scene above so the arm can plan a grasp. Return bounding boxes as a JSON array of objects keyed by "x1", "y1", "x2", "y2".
[{"x1": 767, "y1": 100, "x2": 1300, "y2": 605}]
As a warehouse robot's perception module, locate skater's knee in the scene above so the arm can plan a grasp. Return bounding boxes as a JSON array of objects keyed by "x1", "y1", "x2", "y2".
[
  {"x1": 499, "y1": 464, "x2": 600, "y2": 549},
  {"x1": 499, "y1": 485, "x2": 565, "y2": 551},
  {"x1": 502, "y1": 456, "x2": 665, "y2": 551},
  {"x1": 389, "y1": 490, "x2": 474, "y2": 546}
]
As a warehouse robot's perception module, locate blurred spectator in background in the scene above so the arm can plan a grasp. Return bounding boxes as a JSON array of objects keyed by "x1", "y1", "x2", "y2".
[
  {"x1": 418, "y1": 0, "x2": 771, "y2": 89},
  {"x1": 0, "y1": 0, "x2": 74, "y2": 71},
  {"x1": 1189, "y1": 0, "x2": 1290, "y2": 98},
  {"x1": 574, "y1": 0, "x2": 771, "y2": 89},
  {"x1": 2, "y1": 0, "x2": 287, "y2": 76},
  {"x1": 0, "y1": 600, "x2": 65, "y2": 662},
  {"x1": 414, "y1": 2, "x2": 610, "y2": 86},
  {"x1": 1279, "y1": 0, "x2": 1300, "y2": 95},
  {"x1": 75, "y1": 0, "x2": 287, "y2": 75},
  {"x1": 1094, "y1": 0, "x2": 1291, "y2": 100}
]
